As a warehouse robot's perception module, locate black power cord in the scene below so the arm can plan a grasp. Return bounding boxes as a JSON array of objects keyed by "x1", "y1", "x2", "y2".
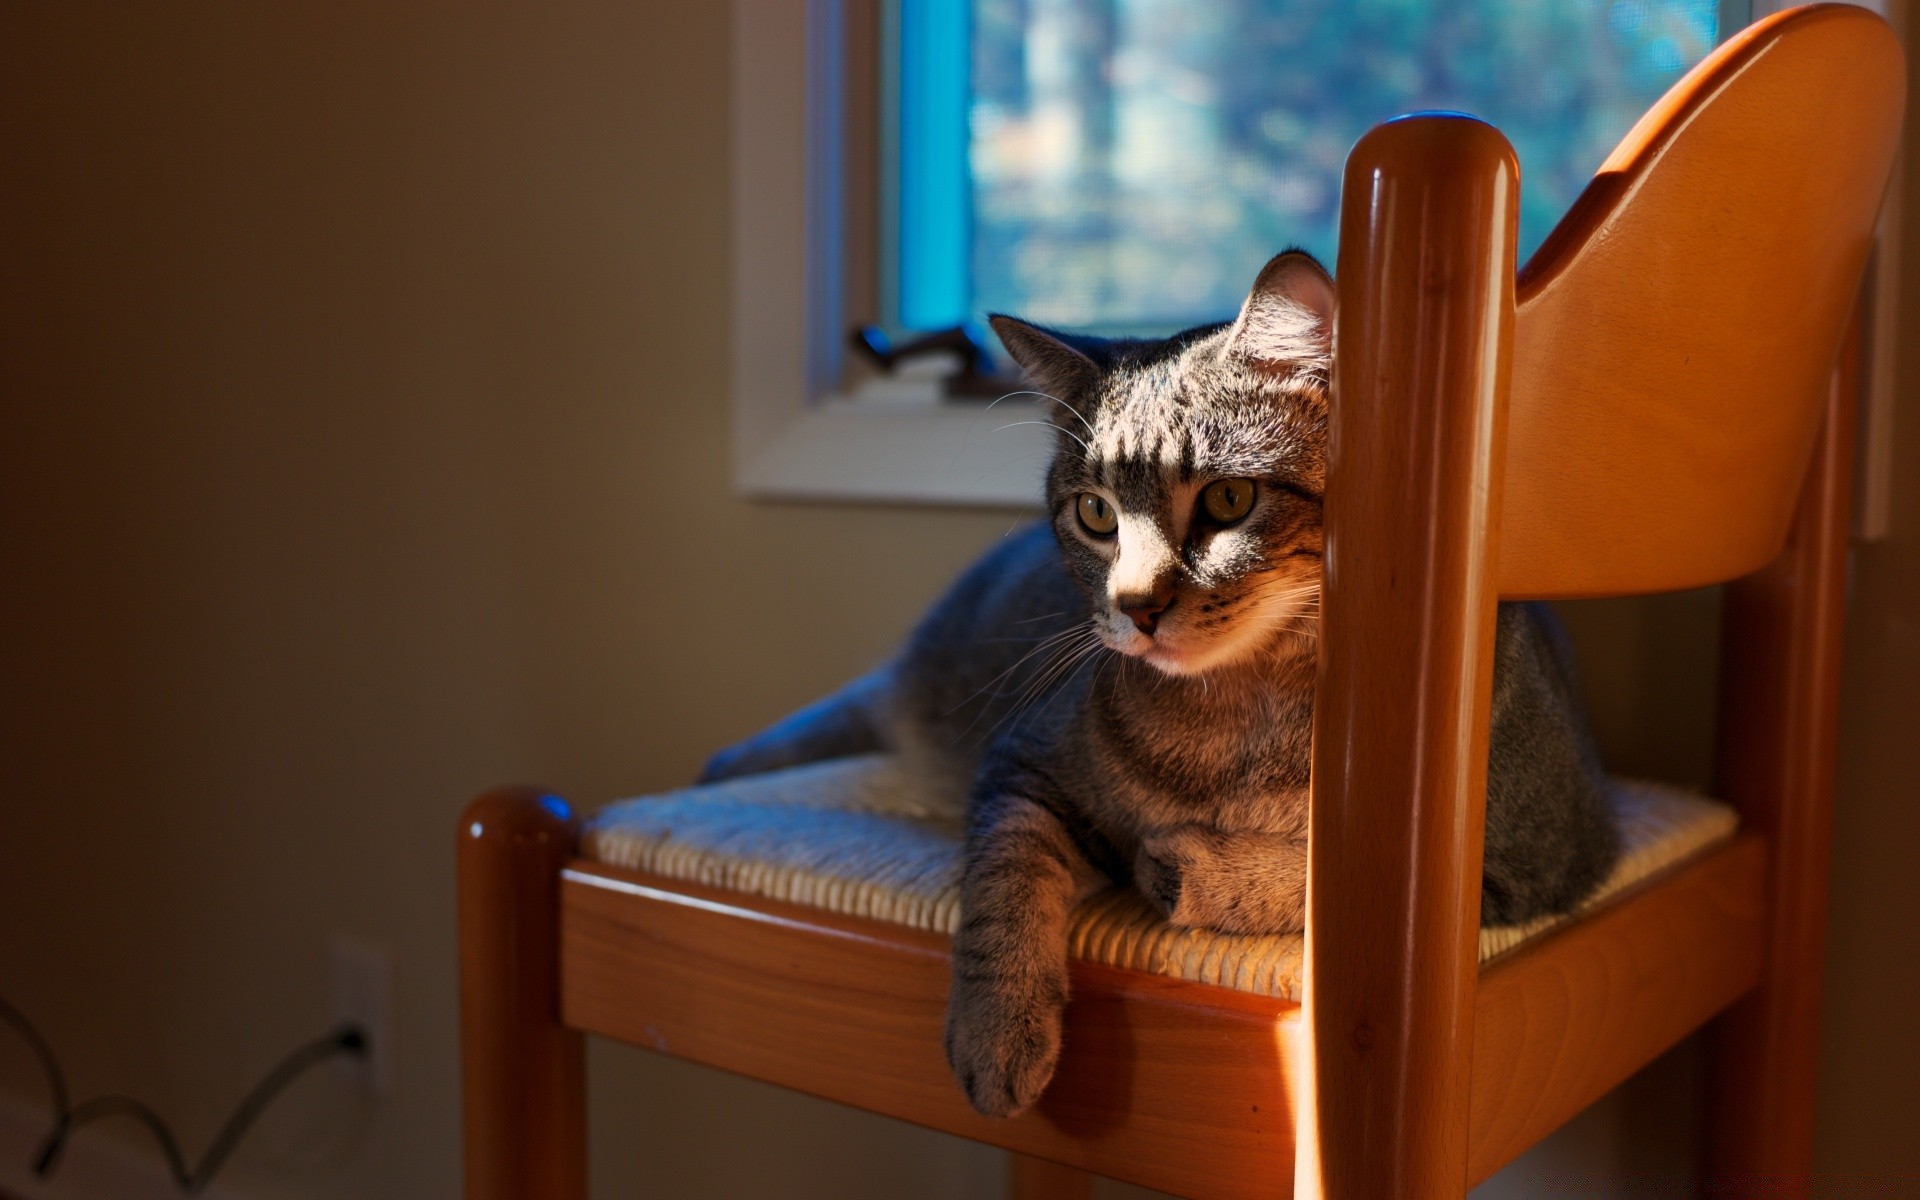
[{"x1": 0, "y1": 993, "x2": 367, "y2": 1195}]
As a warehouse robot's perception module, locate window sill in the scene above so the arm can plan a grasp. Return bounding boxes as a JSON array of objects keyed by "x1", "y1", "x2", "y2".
[{"x1": 735, "y1": 396, "x2": 1050, "y2": 508}]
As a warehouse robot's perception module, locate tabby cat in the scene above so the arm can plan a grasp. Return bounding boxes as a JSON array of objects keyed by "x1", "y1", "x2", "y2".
[{"x1": 701, "y1": 250, "x2": 1619, "y2": 1118}]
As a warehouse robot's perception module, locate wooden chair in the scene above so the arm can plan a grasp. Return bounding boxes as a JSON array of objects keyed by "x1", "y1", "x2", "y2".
[{"x1": 456, "y1": 7, "x2": 1904, "y2": 1197}]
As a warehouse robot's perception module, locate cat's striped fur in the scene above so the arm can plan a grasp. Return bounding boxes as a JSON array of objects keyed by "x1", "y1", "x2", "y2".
[{"x1": 701, "y1": 251, "x2": 1619, "y2": 1117}]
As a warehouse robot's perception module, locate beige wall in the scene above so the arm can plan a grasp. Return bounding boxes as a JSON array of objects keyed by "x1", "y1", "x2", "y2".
[{"x1": 0, "y1": 6, "x2": 1911, "y2": 1199}]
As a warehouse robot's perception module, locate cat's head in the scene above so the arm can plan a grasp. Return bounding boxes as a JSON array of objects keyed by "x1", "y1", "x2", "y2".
[{"x1": 991, "y1": 250, "x2": 1332, "y2": 677}]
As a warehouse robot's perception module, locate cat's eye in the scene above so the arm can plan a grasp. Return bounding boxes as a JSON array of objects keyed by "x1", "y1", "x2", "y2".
[
  {"x1": 1201, "y1": 478, "x2": 1256, "y2": 524},
  {"x1": 1076, "y1": 492, "x2": 1118, "y2": 536}
]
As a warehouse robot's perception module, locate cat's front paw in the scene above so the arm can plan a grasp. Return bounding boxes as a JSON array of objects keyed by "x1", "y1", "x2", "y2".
[
  {"x1": 1133, "y1": 842, "x2": 1185, "y2": 916},
  {"x1": 1135, "y1": 827, "x2": 1307, "y2": 934},
  {"x1": 1135, "y1": 829, "x2": 1212, "y2": 926},
  {"x1": 944, "y1": 972, "x2": 1065, "y2": 1117}
]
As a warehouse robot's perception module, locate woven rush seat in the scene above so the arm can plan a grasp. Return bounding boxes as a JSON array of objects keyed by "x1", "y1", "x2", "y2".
[{"x1": 582, "y1": 755, "x2": 1736, "y2": 1001}]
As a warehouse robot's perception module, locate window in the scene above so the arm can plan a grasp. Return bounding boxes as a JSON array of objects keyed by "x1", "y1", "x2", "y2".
[{"x1": 732, "y1": 0, "x2": 1893, "y2": 516}]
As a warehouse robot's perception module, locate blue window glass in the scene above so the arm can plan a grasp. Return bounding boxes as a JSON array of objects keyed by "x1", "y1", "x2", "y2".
[{"x1": 896, "y1": 0, "x2": 1727, "y2": 334}]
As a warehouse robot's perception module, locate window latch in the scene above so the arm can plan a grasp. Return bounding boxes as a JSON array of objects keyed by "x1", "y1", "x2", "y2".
[{"x1": 847, "y1": 324, "x2": 1012, "y2": 400}]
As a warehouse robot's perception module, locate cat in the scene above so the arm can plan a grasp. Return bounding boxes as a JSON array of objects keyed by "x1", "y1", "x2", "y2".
[{"x1": 700, "y1": 250, "x2": 1619, "y2": 1118}]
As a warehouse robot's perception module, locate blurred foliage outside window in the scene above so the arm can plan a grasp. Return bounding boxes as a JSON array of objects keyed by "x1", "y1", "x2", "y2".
[{"x1": 902, "y1": 0, "x2": 1724, "y2": 334}]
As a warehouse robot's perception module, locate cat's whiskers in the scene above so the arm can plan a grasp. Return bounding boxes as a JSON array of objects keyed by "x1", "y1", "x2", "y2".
[
  {"x1": 979, "y1": 618, "x2": 1087, "y2": 645},
  {"x1": 946, "y1": 621, "x2": 1096, "y2": 718},
  {"x1": 1016, "y1": 638, "x2": 1111, "y2": 735},
  {"x1": 1009, "y1": 610, "x2": 1071, "y2": 625},
  {"x1": 1258, "y1": 590, "x2": 1324, "y2": 671},
  {"x1": 1014, "y1": 630, "x2": 1102, "y2": 709},
  {"x1": 954, "y1": 625, "x2": 1101, "y2": 749},
  {"x1": 1003, "y1": 507, "x2": 1046, "y2": 538},
  {"x1": 984, "y1": 389, "x2": 1096, "y2": 438},
  {"x1": 995, "y1": 419, "x2": 1091, "y2": 455},
  {"x1": 980, "y1": 629, "x2": 1106, "y2": 746},
  {"x1": 1168, "y1": 574, "x2": 1321, "y2": 677},
  {"x1": 1002, "y1": 636, "x2": 1110, "y2": 740}
]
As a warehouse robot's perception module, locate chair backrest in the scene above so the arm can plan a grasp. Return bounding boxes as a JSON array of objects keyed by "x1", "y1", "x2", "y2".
[{"x1": 1499, "y1": 4, "x2": 1903, "y2": 599}]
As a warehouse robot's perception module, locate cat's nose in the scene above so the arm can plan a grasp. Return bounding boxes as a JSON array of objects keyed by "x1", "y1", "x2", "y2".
[{"x1": 1119, "y1": 592, "x2": 1172, "y2": 635}]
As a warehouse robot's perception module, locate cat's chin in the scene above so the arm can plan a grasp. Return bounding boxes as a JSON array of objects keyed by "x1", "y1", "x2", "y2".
[
  {"x1": 1142, "y1": 650, "x2": 1216, "y2": 677},
  {"x1": 1122, "y1": 621, "x2": 1317, "y2": 678},
  {"x1": 1101, "y1": 630, "x2": 1204, "y2": 676},
  {"x1": 1131, "y1": 635, "x2": 1250, "y2": 678}
]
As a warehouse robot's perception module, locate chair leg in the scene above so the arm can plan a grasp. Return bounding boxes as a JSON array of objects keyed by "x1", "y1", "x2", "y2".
[
  {"x1": 459, "y1": 787, "x2": 588, "y2": 1200},
  {"x1": 1009, "y1": 1153, "x2": 1095, "y2": 1200},
  {"x1": 1706, "y1": 330, "x2": 1857, "y2": 1193}
]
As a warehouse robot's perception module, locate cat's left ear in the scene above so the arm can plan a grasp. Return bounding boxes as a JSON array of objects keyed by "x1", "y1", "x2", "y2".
[{"x1": 1220, "y1": 250, "x2": 1334, "y2": 374}]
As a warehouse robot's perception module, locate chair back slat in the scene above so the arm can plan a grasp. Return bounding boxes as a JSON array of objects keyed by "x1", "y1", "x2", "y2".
[{"x1": 1499, "y1": 4, "x2": 1903, "y2": 598}]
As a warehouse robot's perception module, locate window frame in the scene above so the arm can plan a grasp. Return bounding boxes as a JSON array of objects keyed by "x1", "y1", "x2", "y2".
[{"x1": 731, "y1": 0, "x2": 1050, "y2": 508}]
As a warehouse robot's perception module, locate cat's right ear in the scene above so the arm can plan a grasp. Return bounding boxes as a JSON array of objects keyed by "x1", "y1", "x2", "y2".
[{"x1": 989, "y1": 315, "x2": 1101, "y2": 423}]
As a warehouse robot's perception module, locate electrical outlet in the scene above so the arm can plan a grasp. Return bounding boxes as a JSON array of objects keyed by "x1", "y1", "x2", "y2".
[{"x1": 330, "y1": 937, "x2": 393, "y2": 1095}]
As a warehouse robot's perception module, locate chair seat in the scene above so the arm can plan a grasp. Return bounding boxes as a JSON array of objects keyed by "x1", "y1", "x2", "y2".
[
  {"x1": 561, "y1": 761, "x2": 1762, "y2": 1197},
  {"x1": 583, "y1": 755, "x2": 1736, "y2": 1001}
]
